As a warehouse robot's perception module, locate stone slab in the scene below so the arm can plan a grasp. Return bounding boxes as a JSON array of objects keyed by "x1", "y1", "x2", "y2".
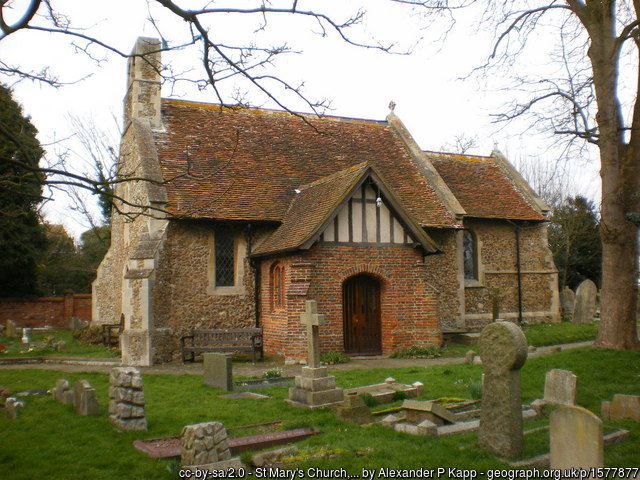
[
  {"x1": 294, "y1": 375, "x2": 337, "y2": 392},
  {"x1": 287, "y1": 387, "x2": 344, "y2": 408},
  {"x1": 544, "y1": 369, "x2": 577, "y2": 406},
  {"x1": 550, "y1": 406, "x2": 603, "y2": 471},
  {"x1": 203, "y1": 353, "x2": 233, "y2": 391},
  {"x1": 573, "y1": 279, "x2": 597, "y2": 324},
  {"x1": 402, "y1": 400, "x2": 457, "y2": 424},
  {"x1": 609, "y1": 394, "x2": 640, "y2": 422}
]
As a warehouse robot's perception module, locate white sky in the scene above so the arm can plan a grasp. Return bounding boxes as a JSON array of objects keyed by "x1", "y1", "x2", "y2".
[{"x1": 1, "y1": 0, "x2": 602, "y2": 239}]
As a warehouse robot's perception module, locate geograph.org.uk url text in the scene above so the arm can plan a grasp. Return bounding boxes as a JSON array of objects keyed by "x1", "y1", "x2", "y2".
[{"x1": 178, "y1": 466, "x2": 640, "y2": 480}]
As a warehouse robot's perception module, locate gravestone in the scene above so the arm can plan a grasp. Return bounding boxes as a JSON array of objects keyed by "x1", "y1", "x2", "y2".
[
  {"x1": 68, "y1": 317, "x2": 84, "y2": 330},
  {"x1": 602, "y1": 394, "x2": 640, "y2": 422},
  {"x1": 478, "y1": 321, "x2": 528, "y2": 458},
  {"x1": 287, "y1": 300, "x2": 344, "y2": 408},
  {"x1": 52, "y1": 379, "x2": 75, "y2": 405},
  {"x1": 203, "y1": 353, "x2": 233, "y2": 391},
  {"x1": 544, "y1": 369, "x2": 577, "y2": 406},
  {"x1": 560, "y1": 287, "x2": 575, "y2": 317},
  {"x1": 573, "y1": 279, "x2": 597, "y2": 323},
  {"x1": 550, "y1": 406, "x2": 603, "y2": 471},
  {"x1": 21, "y1": 327, "x2": 31, "y2": 344},
  {"x1": 109, "y1": 367, "x2": 147, "y2": 431},
  {"x1": 402, "y1": 399, "x2": 457, "y2": 426},
  {"x1": 5, "y1": 319, "x2": 17, "y2": 338},
  {"x1": 73, "y1": 380, "x2": 100, "y2": 416},
  {"x1": 336, "y1": 392, "x2": 374, "y2": 424},
  {"x1": 5, "y1": 397, "x2": 24, "y2": 419},
  {"x1": 181, "y1": 421, "x2": 243, "y2": 471}
]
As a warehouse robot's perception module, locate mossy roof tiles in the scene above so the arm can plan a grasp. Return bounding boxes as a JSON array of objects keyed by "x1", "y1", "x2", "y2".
[
  {"x1": 153, "y1": 100, "x2": 457, "y2": 228},
  {"x1": 428, "y1": 152, "x2": 545, "y2": 221}
]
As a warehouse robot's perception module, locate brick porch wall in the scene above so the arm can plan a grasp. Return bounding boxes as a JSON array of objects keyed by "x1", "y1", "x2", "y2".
[{"x1": 260, "y1": 243, "x2": 440, "y2": 362}]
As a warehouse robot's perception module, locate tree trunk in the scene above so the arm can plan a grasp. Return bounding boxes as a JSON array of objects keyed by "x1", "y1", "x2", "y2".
[{"x1": 579, "y1": 1, "x2": 640, "y2": 350}]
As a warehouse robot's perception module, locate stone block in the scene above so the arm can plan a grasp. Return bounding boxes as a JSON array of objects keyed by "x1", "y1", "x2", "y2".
[
  {"x1": 287, "y1": 386, "x2": 344, "y2": 407},
  {"x1": 203, "y1": 353, "x2": 233, "y2": 391},
  {"x1": 381, "y1": 414, "x2": 402, "y2": 427},
  {"x1": 544, "y1": 369, "x2": 577, "y2": 406},
  {"x1": 73, "y1": 380, "x2": 100, "y2": 416},
  {"x1": 416, "y1": 419, "x2": 438, "y2": 436},
  {"x1": 609, "y1": 394, "x2": 640, "y2": 422},
  {"x1": 402, "y1": 400, "x2": 457, "y2": 424},
  {"x1": 550, "y1": 406, "x2": 603, "y2": 470},
  {"x1": 300, "y1": 366, "x2": 329, "y2": 378},
  {"x1": 294, "y1": 375, "x2": 337, "y2": 392}
]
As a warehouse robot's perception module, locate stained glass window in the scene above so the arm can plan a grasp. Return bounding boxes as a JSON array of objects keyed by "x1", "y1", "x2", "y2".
[
  {"x1": 215, "y1": 230, "x2": 235, "y2": 286},
  {"x1": 463, "y1": 230, "x2": 477, "y2": 281}
]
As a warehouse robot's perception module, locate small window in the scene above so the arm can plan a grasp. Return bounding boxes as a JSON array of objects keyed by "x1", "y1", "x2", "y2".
[
  {"x1": 272, "y1": 263, "x2": 285, "y2": 309},
  {"x1": 463, "y1": 230, "x2": 477, "y2": 281},
  {"x1": 215, "y1": 229, "x2": 235, "y2": 286}
]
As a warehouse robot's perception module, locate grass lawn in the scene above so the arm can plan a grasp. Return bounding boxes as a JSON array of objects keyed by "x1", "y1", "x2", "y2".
[
  {"x1": 0, "y1": 329, "x2": 120, "y2": 358},
  {"x1": 439, "y1": 321, "x2": 597, "y2": 358},
  {"x1": 0, "y1": 346, "x2": 638, "y2": 479}
]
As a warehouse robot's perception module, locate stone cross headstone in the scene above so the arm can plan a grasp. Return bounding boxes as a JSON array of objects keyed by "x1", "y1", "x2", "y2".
[
  {"x1": 181, "y1": 421, "x2": 243, "y2": 471},
  {"x1": 203, "y1": 353, "x2": 233, "y2": 391},
  {"x1": 544, "y1": 369, "x2": 578, "y2": 406},
  {"x1": 108, "y1": 367, "x2": 147, "y2": 431},
  {"x1": 5, "y1": 397, "x2": 24, "y2": 419},
  {"x1": 550, "y1": 406, "x2": 603, "y2": 471},
  {"x1": 287, "y1": 300, "x2": 343, "y2": 408},
  {"x1": 573, "y1": 279, "x2": 597, "y2": 323},
  {"x1": 73, "y1": 380, "x2": 100, "y2": 416},
  {"x1": 52, "y1": 379, "x2": 74, "y2": 405},
  {"x1": 300, "y1": 300, "x2": 325, "y2": 368},
  {"x1": 478, "y1": 321, "x2": 528, "y2": 458},
  {"x1": 560, "y1": 287, "x2": 575, "y2": 317},
  {"x1": 6, "y1": 319, "x2": 17, "y2": 338}
]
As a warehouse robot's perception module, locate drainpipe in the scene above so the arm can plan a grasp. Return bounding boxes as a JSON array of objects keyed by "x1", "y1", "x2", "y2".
[
  {"x1": 515, "y1": 224, "x2": 523, "y2": 325},
  {"x1": 247, "y1": 224, "x2": 261, "y2": 328}
]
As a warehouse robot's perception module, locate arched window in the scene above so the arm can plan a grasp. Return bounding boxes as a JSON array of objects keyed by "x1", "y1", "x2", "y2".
[
  {"x1": 463, "y1": 230, "x2": 477, "y2": 281},
  {"x1": 271, "y1": 263, "x2": 285, "y2": 310}
]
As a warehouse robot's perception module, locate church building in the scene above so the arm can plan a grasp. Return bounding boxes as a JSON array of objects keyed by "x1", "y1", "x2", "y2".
[{"x1": 92, "y1": 38, "x2": 560, "y2": 366}]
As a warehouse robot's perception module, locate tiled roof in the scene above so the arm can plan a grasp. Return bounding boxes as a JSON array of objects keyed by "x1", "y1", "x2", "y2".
[
  {"x1": 252, "y1": 162, "x2": 369, "y2": 256},
  {"x1": 153, "y1": 100, "x2": 457, "y2": 228},
  {"x1": 428, "y1": 152, "x2": 545, "y2": 221}
]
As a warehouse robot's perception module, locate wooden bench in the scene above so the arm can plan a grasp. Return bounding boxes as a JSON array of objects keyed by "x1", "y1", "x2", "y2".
[
  {"x1": 102, "y1": 314, "x2": 124, "y2": 346},
  {"x1": 180, "y1": 328, "x2": 263, "y2": 363}
]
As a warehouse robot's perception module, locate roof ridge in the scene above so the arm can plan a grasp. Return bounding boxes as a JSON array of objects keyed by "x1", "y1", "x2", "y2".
[
  {"x1": 161, "y1": 98, "x2": 388, "y2": 126},
  {"x1": 423, "y1": 150, "x2": 493, "y2": 161}
]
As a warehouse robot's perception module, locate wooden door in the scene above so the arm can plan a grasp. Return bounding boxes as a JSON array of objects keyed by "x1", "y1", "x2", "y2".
[{"x1": 343, "y1": 274, "x2": 381, "y2": 355}]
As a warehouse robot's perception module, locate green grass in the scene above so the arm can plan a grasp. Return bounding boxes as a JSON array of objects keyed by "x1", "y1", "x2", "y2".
[
  {"x1": 0, "y1": 329, "x2": 119, "y2": 358},
  {"x1": 0, "y1": 346, "x2": 638, "y2": 479},
  {"x1": 522, "y1": 320, "x2": 598, "y2": 346}
]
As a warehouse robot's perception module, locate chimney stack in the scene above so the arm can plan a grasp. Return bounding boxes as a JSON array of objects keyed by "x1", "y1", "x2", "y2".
[{"x1": 124, "y1": 37, "x2": 162, "y2": 129}]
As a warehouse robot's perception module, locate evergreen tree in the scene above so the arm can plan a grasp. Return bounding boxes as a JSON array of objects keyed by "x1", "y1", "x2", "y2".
[
  {"x1": 548, "y1": 196, "x2": 602, "y2": 290},
  {"x1": 0, "y1": 84, "x2": 46, "y2": 297}
]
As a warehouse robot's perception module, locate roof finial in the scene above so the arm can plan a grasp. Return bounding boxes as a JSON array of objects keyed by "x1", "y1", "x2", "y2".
[{"x1": 388, "y1": 100, "x2": 396, "y2": 112}]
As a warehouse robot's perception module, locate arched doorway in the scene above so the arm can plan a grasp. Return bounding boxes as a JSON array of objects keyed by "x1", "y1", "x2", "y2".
[{"x1": 343, "y1": 274, "x2": 382, "y2": 355}]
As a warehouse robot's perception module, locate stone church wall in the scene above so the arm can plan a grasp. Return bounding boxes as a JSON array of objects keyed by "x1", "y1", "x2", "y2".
[{"x1": 462, "y1": 219, "x2": 559, "y2": 327}]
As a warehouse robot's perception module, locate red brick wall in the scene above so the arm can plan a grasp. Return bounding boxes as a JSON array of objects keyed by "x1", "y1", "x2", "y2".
[
  {"x1": 0, "y1": 294, "x2": 92, "y2": 328},
  {"x1": 260, "y1": 244, "x2": 441, "y2": 361}
]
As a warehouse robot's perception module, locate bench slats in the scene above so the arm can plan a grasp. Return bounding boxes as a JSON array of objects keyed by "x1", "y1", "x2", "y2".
[{"x1": 180, "y1": 328, "x2": 263, "y2": 363}]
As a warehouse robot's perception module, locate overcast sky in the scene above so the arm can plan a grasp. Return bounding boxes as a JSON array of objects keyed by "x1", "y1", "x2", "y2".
[{"x1": 2, "y1": 0, "x2": 601, "y2": 239}]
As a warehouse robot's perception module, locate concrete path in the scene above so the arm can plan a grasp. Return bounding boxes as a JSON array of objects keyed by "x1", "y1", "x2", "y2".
[{"x1": 0, "y1": 341, "x2": 593, "y2": 377}]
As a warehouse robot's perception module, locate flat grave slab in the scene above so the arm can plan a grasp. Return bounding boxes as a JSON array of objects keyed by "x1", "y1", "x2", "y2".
[{"x1": 134, "y1": 427, "x2": 319, "y2": 459}]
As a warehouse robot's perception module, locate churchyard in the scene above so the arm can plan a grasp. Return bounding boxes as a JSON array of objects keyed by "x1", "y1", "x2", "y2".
[{"x1": 1, "y1": 342, "x2": 639, "y2": 479}]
